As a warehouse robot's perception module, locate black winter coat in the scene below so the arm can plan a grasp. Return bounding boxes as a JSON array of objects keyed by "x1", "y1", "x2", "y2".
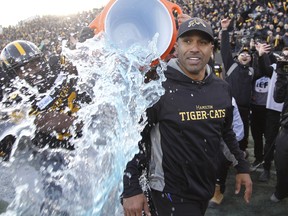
[{"x1": 221, "y1": 30, "x2": 254, "y2": 108}]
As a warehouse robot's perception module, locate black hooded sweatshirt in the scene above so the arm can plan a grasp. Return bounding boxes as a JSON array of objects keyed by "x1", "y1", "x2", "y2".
[
  {"x1": 122, "y1": 59, "x2": 250, "y2": 201},
  {"x1": 221, "y1": 30, "x2": 254, "y2": 108}
]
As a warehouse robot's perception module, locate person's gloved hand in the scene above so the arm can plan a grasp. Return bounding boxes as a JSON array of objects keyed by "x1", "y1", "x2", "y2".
[
  {"x1": 144, "y1": 67, "x2": 159, "y2": 84},
  {"x1": 78, "y1": 26, "x2": 95, "y2": 43}
]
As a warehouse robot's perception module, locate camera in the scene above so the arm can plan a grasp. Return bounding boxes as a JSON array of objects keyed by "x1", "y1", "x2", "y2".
[
  {"x1": 274, "y1": 49, "x2": 288, "y2": 75},
  {"x1": 276, "y1": 60, "x2": 288, "y2": 75}
]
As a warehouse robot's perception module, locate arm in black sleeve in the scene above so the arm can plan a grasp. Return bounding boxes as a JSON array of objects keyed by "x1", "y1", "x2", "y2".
[
  {"x1": 122, "y1": 106, "x2": 157, "y2": 198},
  {"x1": 274, "y1": 74, "x2": 288, "y2": 103},
  {"x1": 258, "y1": 53, "x2": 274, "y2": 77},
  {"x1": 122, "y1": 149, "x2": 147, "y2": 198},
  {"x1": 222, "y1": 102, "x2": 250, "y2": 173},
  {"x1": 220, "y1": 30, "x2": 235, "y2": 73},
  {"x1": 252, "y1": 52, "x2": 261, "y2": 81}
]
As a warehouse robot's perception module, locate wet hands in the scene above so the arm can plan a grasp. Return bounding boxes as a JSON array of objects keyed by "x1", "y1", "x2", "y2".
[
  {"x1": 144, "y1": 67, "x2": 159, "y2": 84},
  {"x1": 235, "y1": 173, "x2": 253, "y2": 204}
]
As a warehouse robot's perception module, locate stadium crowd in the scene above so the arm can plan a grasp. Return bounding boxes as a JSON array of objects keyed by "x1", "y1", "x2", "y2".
[
  {"x1": 0, "y1": 8, "x2": 101, "y2": 56},
  {"x1": 0, "y1": 0, "x2": 287, "y2": 56}
]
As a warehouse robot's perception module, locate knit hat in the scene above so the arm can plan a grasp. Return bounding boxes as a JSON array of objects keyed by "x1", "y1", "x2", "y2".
[
  {"x1": 177, "y1": 17, "x2": 214, "y2": 42},
  {"x1": 238, "y1": 46, "x2": 251, "y2": 55}
]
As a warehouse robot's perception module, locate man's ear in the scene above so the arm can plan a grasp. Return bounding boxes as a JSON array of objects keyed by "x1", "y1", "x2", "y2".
[
  {"x1": 211, "y1": 51, "x2": 214, "y2": 60},
  {"x1": 211, "y1": 44, "x2": 214, "y2": 50},
  {"x1": 174, "y1": 42, "x2": 178, "y2": 55}
]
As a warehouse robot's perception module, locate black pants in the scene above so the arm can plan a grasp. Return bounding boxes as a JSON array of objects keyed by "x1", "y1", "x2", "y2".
[
  {"x1": 250, "y1": 104, "x2": 266, "y2": 162},
  {"x1": 263, "y1": 109, "x2": 281, "y2": 170},
  {"x1": 151, "y1": 190, "x2": 208, "y2": 216},
  {"x1": 238, "y1": 106, "x2": 250, "y2": 151},
  {"x1": 274, "y1": 128, "x2": 288, "y2": 200}
]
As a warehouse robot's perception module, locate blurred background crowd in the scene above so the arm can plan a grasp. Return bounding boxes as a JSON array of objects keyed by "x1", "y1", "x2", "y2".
[
  {"x1": 0, "y1": 0, "x2": 287, "y2": 57},
  {"x1": 174, "y1": 0, "x2": 288, "y2": 53}
]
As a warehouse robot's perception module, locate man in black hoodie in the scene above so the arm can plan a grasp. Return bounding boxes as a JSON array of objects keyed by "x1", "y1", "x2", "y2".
[
  {"x1": 220, "y1": 18, "x2": 255, "y2": 154},
  {"x1": 122, "y1": 18, "x2": 252, "y2": 216}
]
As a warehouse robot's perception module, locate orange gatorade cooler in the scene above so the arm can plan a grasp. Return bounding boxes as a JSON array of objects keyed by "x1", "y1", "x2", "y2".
[{"x1": 89, "y1": 0, "x2": 182, "y2": 63}]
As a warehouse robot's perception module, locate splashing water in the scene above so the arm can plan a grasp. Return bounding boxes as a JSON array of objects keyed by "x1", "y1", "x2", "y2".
[{"x1": 1, "y1": 32, "x2": 166, "y2": 215}]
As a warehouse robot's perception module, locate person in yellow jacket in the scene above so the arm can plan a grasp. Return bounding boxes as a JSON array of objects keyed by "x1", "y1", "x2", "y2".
[{"x1": 0, "y1": 40, "x2": 91, "y2": 214}]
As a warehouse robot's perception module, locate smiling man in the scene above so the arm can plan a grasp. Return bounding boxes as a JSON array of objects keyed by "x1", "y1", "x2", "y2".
[{"x1": 122, "y1": 17, "x2": 252, "y2": 216}]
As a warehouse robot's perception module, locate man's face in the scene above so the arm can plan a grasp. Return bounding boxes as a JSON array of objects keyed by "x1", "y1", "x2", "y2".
[
  {"x1": 175, "y1": 31, "x2": 214, "y2": 80},
  {"x1": 15, "y1": 58, "x2": 56, "y2": 92},
  {"x1": 238, "y1": 52, "x2": 251, "y2": 65}
]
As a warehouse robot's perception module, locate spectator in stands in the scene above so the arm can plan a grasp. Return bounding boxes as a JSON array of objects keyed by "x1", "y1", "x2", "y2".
[
  {"x1": 259, "y1": 48, "x2": 284, "y2": 182},
  {"x1": 220, "y1": 18, "x2": 255, "y2": 154},
  {"x1": 249, "y1": 42, "x2": 272, "y2": 171}
]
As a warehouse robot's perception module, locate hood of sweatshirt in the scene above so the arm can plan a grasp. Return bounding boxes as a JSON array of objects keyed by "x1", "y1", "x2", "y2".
[{"x1": 166, "y1": 58, "x2": 214, "y2": 85}]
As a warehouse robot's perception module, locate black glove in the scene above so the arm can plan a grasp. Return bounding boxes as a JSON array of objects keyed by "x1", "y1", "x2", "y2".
[
  {"x1": 78, "y1": 26, "x2": 95, "y2": 43},
  {"x1": 144, "y1": 67, "x2": 160, "y2": 84}
]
